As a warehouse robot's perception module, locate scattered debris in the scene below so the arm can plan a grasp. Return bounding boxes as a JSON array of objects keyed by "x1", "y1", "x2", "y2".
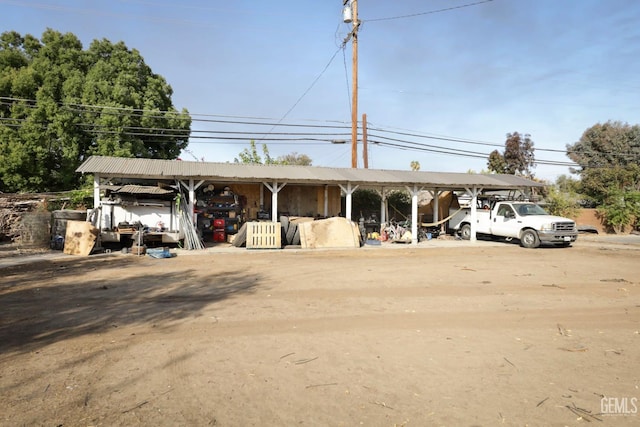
[
  {"x1": 543, "y1": 284, "x2": 566, "y2": 289},
  {"x1": 121, "y1": 389, "x2": 172, "y2": 414},
  {"x1": 503, "y1": 357, "x2": 516, "y2": 368},
  {"x1": 565, "y1": 402, "x2": 602, "y2": 422},
  {"x1": 557, "y1": 324, "x2": 571, "y2": 337},
  {"x1": 559, "y1": 346, "x2": 588, "y2": 352},
  {"x1": 305, "y1": 383, "x2": 338, "y2": 389},
  {"x1": 147, "y1": 247, "x2": 172, "y2": 258},
  {"x1": 371, "y1": 401, "x2": 394, "y2": 410},
  {"x1": 294, "y1": 357, "x2": 318, "y2": 365},
  {"x1": 536, "y1": 397, "x2": 549, "y2": 407}
]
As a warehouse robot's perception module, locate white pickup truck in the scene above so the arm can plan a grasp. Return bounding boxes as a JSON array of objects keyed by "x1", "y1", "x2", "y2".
[{"x1": 451, "y1": 201, "x2": 578, "y2": 248}]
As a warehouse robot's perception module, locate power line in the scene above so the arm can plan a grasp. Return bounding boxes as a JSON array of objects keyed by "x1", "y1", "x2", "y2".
[
  {"x1": 0, "y1": 96, "x2": 586, "y2": 165},
  {"x1": 364, "y1": 0, "x2": 494, "y2": 23},
  {"x1": 255, "y1": 46, "x2": 345, "y2": 141},
  {"x1": 372, "y1": 140, "x2": 578, "y2": 167},
  {"x1": 0, "y1": 97, "x2": 575, "y2": 153}
]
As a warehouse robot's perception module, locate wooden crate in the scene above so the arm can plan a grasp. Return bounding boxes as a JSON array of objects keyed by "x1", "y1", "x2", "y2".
[{"x1": 246, "y1": 221, "x2": 281, "y2": 249}]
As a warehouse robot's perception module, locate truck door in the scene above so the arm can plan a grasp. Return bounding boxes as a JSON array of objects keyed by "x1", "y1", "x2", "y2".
[{"x1": 491, "y1": 204, "x2": 520, "y2": 238}]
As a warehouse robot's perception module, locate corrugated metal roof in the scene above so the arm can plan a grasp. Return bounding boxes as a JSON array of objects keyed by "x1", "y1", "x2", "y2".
[
  {"x1": 76, "y1": 156, "x2": 543, "y2": 190},
  {"x1": 101, "y1": 184, "x2": 175, "y2": 195}
]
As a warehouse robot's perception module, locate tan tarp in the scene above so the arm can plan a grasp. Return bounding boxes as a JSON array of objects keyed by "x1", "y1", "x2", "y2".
[
  {"x1": 298, "y1": 217, "x2": 361, "y2": 249},
  {"x1": 63, "y1": 220, "x2": 98, "y2": 256}
]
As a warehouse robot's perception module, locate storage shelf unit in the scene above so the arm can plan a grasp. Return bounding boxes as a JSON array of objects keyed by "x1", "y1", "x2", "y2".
[{"x1": 196, "y1": 193, "x2": 244, "y2": 242}]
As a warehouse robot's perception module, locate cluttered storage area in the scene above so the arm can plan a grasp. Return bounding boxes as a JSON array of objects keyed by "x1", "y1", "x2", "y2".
[
  {"x1": 97, "y1": 184, "x2": 184, "y2": 246},
  {"x1": 195, "y1": 184, "x2": 245, "y2": 243},
  {"x1": 93, "y1": 179, "x2": 342, "y2": 248},
  {"x1": 194, "y1": 182, "x2": 342, "y2": 244}
]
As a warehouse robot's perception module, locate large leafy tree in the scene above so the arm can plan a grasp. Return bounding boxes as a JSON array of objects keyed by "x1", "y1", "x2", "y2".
[
  {"x1": 567, "y1": 121, "x2": 640, "y2": 202},
  {"x1": 567, "y1": 121, "x2": 640, "y2": 231},
  {"x1": 487, "y1": 132, "x2": 535, "y2": 177},
  {"x1": 0, "y1": 29, "x2": 191, "y2": 192}
]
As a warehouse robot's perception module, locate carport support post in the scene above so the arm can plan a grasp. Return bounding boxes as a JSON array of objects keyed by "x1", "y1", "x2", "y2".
[
  {"x1": 433, "y1": 189, "x2": 440, "y2": 225},
  {"x1": 465, "y1": 186, "x2": 482, "y2": 242},
  {"x1": 406, "y1": 185, "x2": 421, "y2": 245},
  {"x1": 188, "y1": 179, "x2": 196, "y2": 224},
  {"x1": 93, "y1": 174, "x2": 101, "y2": 210},
  {"x1": 264, "y1": 181, "x2": 287, "y2": 222},
  {"x1": 379, "y1": 188, "x2": 387, "y2": 225},
  {"x1": 179, "y1": 179, "x2": 205, "y2": 225},
  {"x1": 339, "y1": 182, "x2": 358, "y2": 220},
  {"x1": 259, "y1": 184, "x2": 264, "y2": 210},
  {"x1": 324, "y1": 185, "x2": 329, "y2": 217}
]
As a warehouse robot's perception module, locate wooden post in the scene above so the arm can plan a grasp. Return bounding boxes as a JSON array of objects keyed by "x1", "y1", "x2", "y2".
[
  {"x1": 362, "y1": 113, "x2": 368, "y2": 168},
  {"x1": 351, "y1": 0, "x2": 358, "y2": 168}
]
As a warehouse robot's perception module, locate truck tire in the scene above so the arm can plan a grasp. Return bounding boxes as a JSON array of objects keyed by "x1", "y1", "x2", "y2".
[
  {"x1": 520, "y1": 229, "x2": 540, "y2": 248},
  {"x1": 460, "y1": 224, "x2": 471, "y2": 240}
]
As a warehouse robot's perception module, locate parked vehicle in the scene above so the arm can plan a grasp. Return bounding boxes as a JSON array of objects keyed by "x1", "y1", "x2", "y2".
[{"x1": 450, "y1": 200, "x2": 578, "y2": 248}]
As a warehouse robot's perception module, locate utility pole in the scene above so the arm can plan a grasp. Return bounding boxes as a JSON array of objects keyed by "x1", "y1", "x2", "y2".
[
  {"x1": 344, "y1": 0, "x2": 359, "y2": 168},
  {"x1": 351, "y1": 0, "x2": 358, "y2": 168}
]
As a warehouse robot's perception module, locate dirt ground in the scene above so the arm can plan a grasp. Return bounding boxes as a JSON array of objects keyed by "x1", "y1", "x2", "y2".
[{"x1": 1, "y1": 236, "x2": 639, "y2": 426}]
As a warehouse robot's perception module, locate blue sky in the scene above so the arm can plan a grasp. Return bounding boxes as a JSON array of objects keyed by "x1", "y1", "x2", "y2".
[{"x1": 3, "y1": 0, "x2": 639, "y2": 181}]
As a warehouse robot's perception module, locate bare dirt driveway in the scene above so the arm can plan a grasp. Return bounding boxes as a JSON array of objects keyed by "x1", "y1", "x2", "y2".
[{"x1": 1, "y1": 236, "x2": 639, "y2": 426}]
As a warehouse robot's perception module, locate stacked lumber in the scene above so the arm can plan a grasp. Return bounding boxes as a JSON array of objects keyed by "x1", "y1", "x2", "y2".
[{"x1": 0, "y1": 195, "x2": 44, "y2": 242}]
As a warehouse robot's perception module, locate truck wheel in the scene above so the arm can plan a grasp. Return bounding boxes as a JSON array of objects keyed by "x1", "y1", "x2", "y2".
[
  {"x1": 520, "y1": 229, "x2": 540, "y2": 248},
  {"x1": 460, "y1": 224, "x2": 471, "y2": 240}
]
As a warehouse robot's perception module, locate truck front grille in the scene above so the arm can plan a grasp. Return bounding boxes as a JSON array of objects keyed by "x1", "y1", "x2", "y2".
[{"x1": 554, "y1": 222, "x2": 575, "y2": 232}]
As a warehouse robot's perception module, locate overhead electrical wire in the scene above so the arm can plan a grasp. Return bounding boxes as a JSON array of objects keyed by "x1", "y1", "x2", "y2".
[
  {"x1": 0, "y1": 96, "x2": 586, "y2": 167},
  {"x1": 364, "y1": 0, "x2": 495, "y2": 23}
]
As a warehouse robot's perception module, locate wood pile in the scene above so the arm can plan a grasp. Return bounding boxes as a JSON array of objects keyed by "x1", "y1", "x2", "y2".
[{"x1": 0, "y1": 195, "x2": 46, "y2": 242}]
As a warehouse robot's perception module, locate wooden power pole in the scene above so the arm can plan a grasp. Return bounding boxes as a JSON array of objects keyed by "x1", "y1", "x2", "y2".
[{"x1": 350, "y1": 0, "x2": 359, "y2": 168}]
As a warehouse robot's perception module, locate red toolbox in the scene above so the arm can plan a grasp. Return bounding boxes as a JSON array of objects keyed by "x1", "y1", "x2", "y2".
[
  {"x1": 213, "y1": 230, "x2": 226, "y2": 242},
  {"x1": 213, "y1": 218, "x2": 225, "y2": 229}
]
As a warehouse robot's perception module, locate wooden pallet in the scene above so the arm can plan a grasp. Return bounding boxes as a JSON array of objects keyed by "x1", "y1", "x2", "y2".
[{"x1": 246, "y1": 222, "x2": 281, "y2": 249}]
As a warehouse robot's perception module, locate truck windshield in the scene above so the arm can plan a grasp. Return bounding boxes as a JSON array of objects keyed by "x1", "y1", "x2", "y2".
[{"x1": 513, "y1": 203, "x2": 549, "y2": 216}]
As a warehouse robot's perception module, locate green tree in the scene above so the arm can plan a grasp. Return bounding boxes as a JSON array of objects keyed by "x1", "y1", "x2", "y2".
[
  {"x1": 352, "y1": 189, "x2": 381, "y2": 219},
  {"x1": 410, "y1": 160, "x2": 420, "y2": 171},
  {"x1": 234, "y1": 140, "x2": 275, "y2": 164},
  {"x1": 545, "y1": 185, "x2": 580, "y2": 219},
  {"x1": 567, "y1": 121, "x2": 640, "y2": 169},
  {"x1": 567, "y1": 121, "x2": 640, "y2": 231},
  {"x1": 487, "y1": 150, "x2": 507, "y2": 174},
  {"x1": 0, "y1": 29, "x2": 191, "y2": 193},
  {"x1": 235, "y1": 141, "x2": 312, "y2": 166},
  {"x1": 487, "y1": 132, "x2": 535, "y2": 177},
  {"x1": 597, "y1": 189, "x2": 640, "y2": 234},
  {"x1": 555, "y1": 174, "x2": 581, "y2": 194},
  {"x1": 277, "y1": 152, "x2": 312, "y2": 166}
]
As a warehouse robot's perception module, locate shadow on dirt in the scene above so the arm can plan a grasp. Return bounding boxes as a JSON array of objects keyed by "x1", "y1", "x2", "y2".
[{"x1": 0, "y1": 255, "x2": 263, "y2": 355}]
